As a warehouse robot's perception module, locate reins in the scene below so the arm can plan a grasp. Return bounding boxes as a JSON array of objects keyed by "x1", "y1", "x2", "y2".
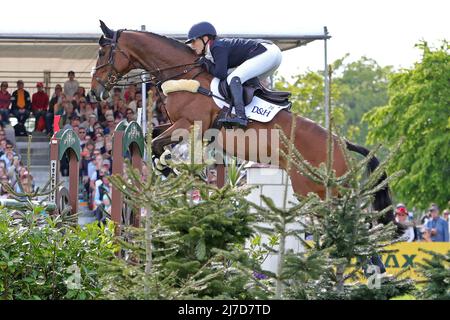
[
  {"x1": 94, "y1": 29, "x2": 204, "y2": 89},
  {"x1": 93, "y1": 29, "x2": 209, "y2": 126}
]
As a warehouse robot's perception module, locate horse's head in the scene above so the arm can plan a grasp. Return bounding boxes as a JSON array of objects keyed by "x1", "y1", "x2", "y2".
[{"x1": 90, "y1": 20, "x2": 134, "y2": 101}]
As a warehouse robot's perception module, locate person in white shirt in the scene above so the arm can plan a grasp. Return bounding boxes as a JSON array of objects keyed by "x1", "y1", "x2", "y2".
[{"x1": 63, "y1": 71, "x2": 79, "y2": 100}]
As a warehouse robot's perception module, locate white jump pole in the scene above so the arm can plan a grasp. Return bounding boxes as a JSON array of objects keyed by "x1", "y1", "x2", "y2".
[
  {"x1": 140, "y1": 24, "x2": 148, "y2": 160},
  {"x1": 323, "y1": 26, "x2": 330, "y2": 130}
]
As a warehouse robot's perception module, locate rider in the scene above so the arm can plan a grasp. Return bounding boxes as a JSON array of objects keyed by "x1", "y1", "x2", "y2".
[{"x1": 185, "y1": 21, "x2": 282, "y2": 128}]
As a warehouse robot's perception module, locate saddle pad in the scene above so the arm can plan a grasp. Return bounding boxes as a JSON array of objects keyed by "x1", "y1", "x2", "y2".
[{"x1": 210, "y1": 78, "x2": 290, "y2": 123}]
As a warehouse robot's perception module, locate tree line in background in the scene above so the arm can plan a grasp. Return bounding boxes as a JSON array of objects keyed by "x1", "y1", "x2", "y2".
[{"x1": 274, "y1": 41, "x2": 449, "y2": 211}]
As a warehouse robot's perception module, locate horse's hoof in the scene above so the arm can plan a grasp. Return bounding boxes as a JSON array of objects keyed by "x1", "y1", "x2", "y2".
[
  {"x1": 160, "y1": 149, "x2": 172, "y2": 166},
  {"x1": 154, "y1": 159, "x2": 165, "y2": 171}
]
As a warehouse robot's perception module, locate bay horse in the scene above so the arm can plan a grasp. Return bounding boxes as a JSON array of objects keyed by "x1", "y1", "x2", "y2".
[{"x1": 90, "y1": 21, "x2": 394, "y2": 227}]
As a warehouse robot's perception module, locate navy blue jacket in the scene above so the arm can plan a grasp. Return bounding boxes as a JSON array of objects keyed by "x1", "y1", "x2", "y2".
[{"x1": 205, "y1": 38, "x2": 268, "y2": 79}]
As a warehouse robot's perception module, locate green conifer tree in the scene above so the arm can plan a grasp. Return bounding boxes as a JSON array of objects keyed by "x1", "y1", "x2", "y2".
[
  {"x1": 98, "y1": 121, "x2": 261, "y2": 299},
  {"x1": 250, "y1": 117, "x2": 415, "y2": 299},
  {"x1": 416, "y1": 249, "x2": 450, "y2": 300}
]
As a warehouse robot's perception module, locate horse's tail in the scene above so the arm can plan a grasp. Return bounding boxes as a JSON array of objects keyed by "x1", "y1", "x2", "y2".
[{"x1": 345, "y1": 141, "x2": 395, "y2": 225}]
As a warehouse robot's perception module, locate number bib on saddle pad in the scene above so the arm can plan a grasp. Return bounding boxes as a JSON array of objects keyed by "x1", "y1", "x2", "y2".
[{"x1": 210, "y1": 78, "x2": 291, "y2": 123}]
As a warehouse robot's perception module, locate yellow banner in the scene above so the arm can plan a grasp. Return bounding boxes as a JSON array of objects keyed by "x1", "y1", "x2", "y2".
[{"x1": 381, "y1": 242, "x2": 450, "y2": 280}]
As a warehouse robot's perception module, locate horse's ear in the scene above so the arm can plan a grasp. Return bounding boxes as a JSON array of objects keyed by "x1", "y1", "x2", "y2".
[
  {"x1": 99, "y1": 20, "x2": 114, "y2": 39},
  {"x1": 99, "y1": 35, "x2": 111, "y2": 46}
]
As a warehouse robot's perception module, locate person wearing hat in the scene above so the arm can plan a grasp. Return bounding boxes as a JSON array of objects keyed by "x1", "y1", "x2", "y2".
[
  {"x1": 103, "y1": 109, "x2": 113, "y2": 124},
  {"x1": 425, "y1": 204, "x2": 449, "y2": 242},
  {"x1": 103, "y1": 114, "x2": 116, "y2": 134},
  {"x1": 31, "y1": 82, "x2": 49, "y2": 132},
  {"x1": 395, "y1": 204, "x2": 415, "y2": 242},
  {"x1": 10, "y1": 80, "x2": 32, "y2": 127}
]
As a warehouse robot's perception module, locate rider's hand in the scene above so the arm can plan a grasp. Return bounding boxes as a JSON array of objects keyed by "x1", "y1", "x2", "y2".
[{"x1": 196, "y1": 56, "x2": 213, "y2": 73}]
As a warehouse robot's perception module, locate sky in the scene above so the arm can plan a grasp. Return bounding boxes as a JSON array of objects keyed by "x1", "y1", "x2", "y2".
[{"x1": 1, "y1": 0, "x2": 448, "y2": 79}]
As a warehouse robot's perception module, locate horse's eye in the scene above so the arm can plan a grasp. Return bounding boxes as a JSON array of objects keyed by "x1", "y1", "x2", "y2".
[{"x1": 98, "y1": 50, "x2": 105, "y2": 57}]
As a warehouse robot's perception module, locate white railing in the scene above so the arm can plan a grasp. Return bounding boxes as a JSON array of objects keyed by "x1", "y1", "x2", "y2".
[{"x1": 0, "y1": 70, "x2": 92, "y2": 96}]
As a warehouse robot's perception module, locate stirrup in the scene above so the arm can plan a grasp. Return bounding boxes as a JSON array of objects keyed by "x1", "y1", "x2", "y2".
[
  {"x1": 233, "y1": 117, "x2": 248, "y2": 128},
  {"x1": 217, "y1": 116, "x2": 234, "y2": 129},
  {"x1": 217, "y1": 107, "x2": 234, "y2": 129},
  {"x1": 220, "y1": 116, "x2": 248, "y2": 129}
]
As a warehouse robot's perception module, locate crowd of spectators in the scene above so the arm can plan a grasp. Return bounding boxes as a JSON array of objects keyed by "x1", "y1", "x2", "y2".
[
  {"x1": 395, "y1": 203, "x2": 449, "y2": 243},
  {"x1": 0, "y1": 126, "x2": 35, "y2": 199},
  {"x1": 0, "y1": 81, "x2": 34, "y2": 197},
  {"x1": 0, "y1": 71, "x2": 169, "y2": 218}
]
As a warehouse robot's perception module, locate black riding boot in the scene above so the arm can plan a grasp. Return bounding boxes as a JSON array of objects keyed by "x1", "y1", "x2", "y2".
[{"x1": 218, "y1": 77, "x2": 248, "y2": 128}]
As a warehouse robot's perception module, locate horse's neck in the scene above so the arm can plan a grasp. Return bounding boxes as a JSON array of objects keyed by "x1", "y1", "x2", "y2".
[
  {"x1": 122, "y1": 32, "x2": 219, "y2": 91},
  {"x1": 125, "y1": 32, "x2": 195, "y2": 72},
  {"x1": 123, "y1": 32, "x2": 222, "y2": 125}
]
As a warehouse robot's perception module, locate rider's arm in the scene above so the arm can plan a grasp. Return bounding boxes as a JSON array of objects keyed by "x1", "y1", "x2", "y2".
[{"x1": 208, "y1": 47, "x2": 229, "y2": 80}]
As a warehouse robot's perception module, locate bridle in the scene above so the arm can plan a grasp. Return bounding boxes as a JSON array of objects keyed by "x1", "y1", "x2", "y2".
[
  {"x1": 92, "y1": 30, "x2": 204, "y2": 93},
  {"x1": 92, "y1": 30, "x2": 138, "y2": 91}
]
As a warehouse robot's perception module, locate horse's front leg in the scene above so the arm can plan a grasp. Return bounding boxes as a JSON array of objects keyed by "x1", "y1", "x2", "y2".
[{"x1": 152, "y1": 118, "x2": 192, "y2": 157}]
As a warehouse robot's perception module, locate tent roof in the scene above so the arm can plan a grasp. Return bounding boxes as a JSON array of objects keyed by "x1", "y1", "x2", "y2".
[
  {"x1": 0, "y1": 31, "x2": 330, "y2": 91},
  {"x1": 0, "y1": 32, "x2": 330, "y2": 59}
]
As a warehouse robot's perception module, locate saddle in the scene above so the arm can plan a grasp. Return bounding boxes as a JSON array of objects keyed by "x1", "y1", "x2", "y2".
[{"x1": 218, "y1": 77, "x2": 291, "y2": 106}]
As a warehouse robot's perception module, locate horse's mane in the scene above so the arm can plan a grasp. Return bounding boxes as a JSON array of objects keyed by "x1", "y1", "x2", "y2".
[
  {"x1": 136, "y1": 30, "x2": 195, "y2": 56},
  {"x1": 99, "y1": 26, "x2": 195, "y2": 57}
]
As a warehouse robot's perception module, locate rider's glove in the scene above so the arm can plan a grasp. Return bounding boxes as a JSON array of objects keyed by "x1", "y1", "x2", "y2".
[{"x1": 196, "y1": 56, "x2": 213, "y2": 73}]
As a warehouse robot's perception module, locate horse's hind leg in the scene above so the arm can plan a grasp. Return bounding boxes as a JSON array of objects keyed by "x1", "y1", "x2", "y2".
[{"x1": 289, "y1": 169, "x2": 326, "y2": 199}]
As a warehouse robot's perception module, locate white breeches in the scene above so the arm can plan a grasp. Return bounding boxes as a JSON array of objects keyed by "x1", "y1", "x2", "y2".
[{"x1": 226, "y1": 43, "x2": 282, "y2": 85}]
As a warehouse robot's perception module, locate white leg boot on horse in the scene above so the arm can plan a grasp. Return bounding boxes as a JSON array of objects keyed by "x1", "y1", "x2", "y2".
[{"x1": 151, "y1": 118, "x2": 193, "y2": 177}]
